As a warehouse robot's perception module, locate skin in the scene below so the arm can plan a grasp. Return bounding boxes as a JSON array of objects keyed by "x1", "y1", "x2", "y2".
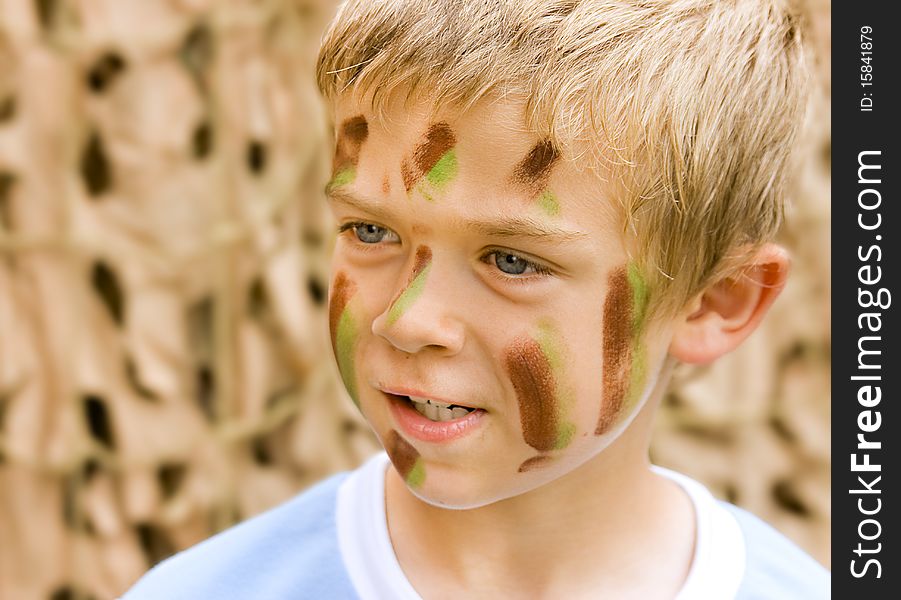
[
  {"x1": 506, "y1": 336, "x2": 558, "y2": 452},
  {"x1": 505, "y1": 321, "x2": 575, "y2": 453},
  {"x1": 534, "y1": 318, "x2": 576, "y2": 449},
  {"x1": 328, "y1": 271, "x2": 360, "y2": 406},
  {"x1": 512, "y1": 139, "x2": 559, "y2": 191},
  {"x1": 326, "y1": 92, "x2": 675, "y2": 501},
  {"x1": 327, "y1": 115, "x2": 369, "y2": 191},
  {"x1": 386, "y1": 430, "x2": 426, "y2": 488},
  {"x1": 325, "y1": 92, "x2": 695, "y2": 597},
  {"x1": 627, "y1": 263, "x2": 651, "y2": 416},
  {"x1": 386, "y1": 245, "x2": 433, "y2": 326},
  {"x1": 596, "y1": 263, "x2": 651, "y2": 434},
  {"x1": 517, "y1": 455, "x2": 554, "y2": 473},
  {"x1": 512, "y1": 139, "x2": 561, "y2": 216},
  {"x1": 536, "y1": 190, "x2": 560, "y2": 217},
  {"x1": 402, "y1": 122, "x2": 458, "y2": 200}
]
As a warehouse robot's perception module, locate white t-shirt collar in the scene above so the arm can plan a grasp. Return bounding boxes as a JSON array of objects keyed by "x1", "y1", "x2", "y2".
[{"x1": 337, "y1": 452, "x2": 745, "y2": 599}]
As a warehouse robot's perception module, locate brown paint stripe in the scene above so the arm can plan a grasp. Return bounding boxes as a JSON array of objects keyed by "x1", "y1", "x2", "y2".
[
  {"x1": 506, "y1": 337, "x2": 559, "y2": 452},
  {"x1": 332, "y1": 115, "x2": 368, "y2": 174},
  {"x1": 512, "y1": 139, "x2": 559, "y2": 194},
  {"x1": 595, "y1": 267, "x2": 632, "y2": 435},
  {"x1": 386, "y1": 430, "x2": 420, "y2": 480},
  {"x1": 329, "y1": 271, "x2": 357, "y2": 349},
  {"x1": 518, "y1": 455, "x2": 554, "y2": 473},
  {"x1": 410, "y1": 245, "x2": 432, "y2": 280},
  {"x1": 402, "y1": 122, "x2": 456, "y2": 191},
  {"x1": 401, "y1": 162, "x2": 416, "y2": 192}
]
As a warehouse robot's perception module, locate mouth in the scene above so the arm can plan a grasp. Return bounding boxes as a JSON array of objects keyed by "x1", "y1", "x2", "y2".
[{"x1": 383, "y1": 391, "x2": 486, "y2": 443}]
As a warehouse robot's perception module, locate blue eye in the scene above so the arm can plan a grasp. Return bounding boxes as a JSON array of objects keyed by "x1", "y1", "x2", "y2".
[
  {"x1": 339, "y1": 222, "x2": 399, "y2": 244},
  {"x1": 495, "y1": 252, "x2": 529, "y2": 274},
  {"x1": 354, "y1": 223, "x2": 389, "y2": 243},
  {"x1": 485, "y1": 251, "x2": 550, "y2": 276}
]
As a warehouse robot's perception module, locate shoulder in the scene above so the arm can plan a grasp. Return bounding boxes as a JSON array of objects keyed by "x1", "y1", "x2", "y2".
[
  {"x1": 654, "y1": 466, "x2": 829, "y2": 600},
  {"x1": 122, "y1": 472, "x2": 358, "y2": 600},
  {"x1": 722, "y1": 502, "x2": 831, "y2": 600}
]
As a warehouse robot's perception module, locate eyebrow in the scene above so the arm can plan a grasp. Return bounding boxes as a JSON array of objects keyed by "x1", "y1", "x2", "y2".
[
  {"x1": 326, "y1": 188, "x2": 396, "y2": 221},
  {"x1": 326, "y1": 188, "x2": 589, "y2": 243}
]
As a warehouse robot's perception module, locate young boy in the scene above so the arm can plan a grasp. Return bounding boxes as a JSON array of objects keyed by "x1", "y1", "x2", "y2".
[{"x1": 125, "y1": 0, "x2": 828, "y2": 597}]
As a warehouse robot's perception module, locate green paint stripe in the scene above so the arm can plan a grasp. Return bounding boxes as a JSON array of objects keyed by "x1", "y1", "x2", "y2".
[
  {"x1": 626, "y1": 340, "x2": 647, "y2": 410},
  {"x1": 406, "y1": 459, "x2": 426, "y2": 488},
  {"x1": 536, "y1": 190, "x2": 560, "y2": 217},
  {"x1": 554, "y1": 421, "x2": 576, "y2": 450},
  {"x1": 622, "y1": 265, "x2": 649, "y2": 413},
  {"x1": 335, "y1": 308, "x2": 359, "y2": 406},
  {"x1": 535, "y1": 321, "x2": 575, "y2": 450},
  {"x1": 536, "y1": 321, "x2": 564, "y2": 372},
  {"x1": 417, "y1": 184, "x2": 436, "y2": 203},
  {"x1": 425, "y1": 149, "x2": 457, "y2": 190},
  {"x1": 386, "y1": 263, "x2": 432, "y2": 326},
  {"x1": 326, "y1": 167, "x2": 356, "y2": 193},
  {"x1": 627, "y1": 263, "x2": 650, "y2": 333}
]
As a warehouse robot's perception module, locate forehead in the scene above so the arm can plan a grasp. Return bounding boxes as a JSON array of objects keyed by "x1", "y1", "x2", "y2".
[
  {"x1": 337, "y1": 94, "x2": 533, "y2": 173},
  {"x1": 332, "y1": 93, "x2": 622, "y2": 236}
]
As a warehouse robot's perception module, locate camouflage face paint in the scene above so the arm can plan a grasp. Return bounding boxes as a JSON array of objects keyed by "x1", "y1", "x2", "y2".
[
  {"x1": 402, "y1": 122, "x2": 458, "y2": 200},
  {"x1": 536, "y1": 190, "x2": 560, "y2": 217},
  {"x1": 327, "y1": 115, "x2": 368, "y2": 191},
  {"x1": 329, "y1": 271, "x2": 360, "y2": 407},
  {"x1": 386, "y1": 245, "x2": 433, "y2": 326},
  {"x1": 534, "y1": 320, "x2": 577, "y2": 449},
  {"x1": 511, "y1": 139, "x2": 560, "y2": 216},
  {"x1": 595, "y1": 264, "x2": 651, "y2": 435},
  {"x1": 386, "y1": 430, "x2": 426, "y2": 488},
  {"x1": 505, "y1": 321, "x2": 575, "y2": 453},
  {"x1": 518, "y1": 455, "x2": 554, "y2": 473},
  {"x1": 513, "y1": 140, "x2": 558, "y2": 187}
]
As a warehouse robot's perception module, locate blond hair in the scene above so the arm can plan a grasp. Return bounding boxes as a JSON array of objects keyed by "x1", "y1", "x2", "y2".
[{"x1": 316, "y1": 0, "x2": 808, "y2": 318}]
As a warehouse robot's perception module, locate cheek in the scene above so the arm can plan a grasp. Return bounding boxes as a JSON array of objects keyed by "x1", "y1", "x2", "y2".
[
  {"x1": 506, "y1": 337, "x2": 557, "y2": 452},
  {"x1": 595, "y1": 264, "x2": 650, "y2": 435},
  {"x1": 505, "y1": 321, "x2": 577, "y2": 471},
  {"x1": 329, "y1": 271, "x2": 361, "y2": 406},
  {"x1": 517, "y1": 455, "x2": 554, "y2": 473}
]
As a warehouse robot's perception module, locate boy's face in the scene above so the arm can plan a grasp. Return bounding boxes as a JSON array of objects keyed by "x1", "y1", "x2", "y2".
[{"x1": 326, "y1": 94, "x2": 674, "y2": 508}]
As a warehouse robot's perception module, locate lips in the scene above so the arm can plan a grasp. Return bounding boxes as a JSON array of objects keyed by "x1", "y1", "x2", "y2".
[{"x1": 383, "y1": 390, "x2": 486, "y2": 443}]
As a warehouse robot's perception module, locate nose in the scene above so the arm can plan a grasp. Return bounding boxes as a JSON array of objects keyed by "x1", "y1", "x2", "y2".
[{"x1": 371, "y1": 246, "x2": 465, "y2": 356}]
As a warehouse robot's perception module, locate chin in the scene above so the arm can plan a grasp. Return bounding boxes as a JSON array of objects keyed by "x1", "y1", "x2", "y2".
[
  {"x1": 408, "y1": 487, "x2": 509, "y2": 511},
  {"x1": 407, "y1": 486, "x2": 496, "y2": 511},
  {"x1": 400, "y1": 463, "x2": 537, "y2": 511}
]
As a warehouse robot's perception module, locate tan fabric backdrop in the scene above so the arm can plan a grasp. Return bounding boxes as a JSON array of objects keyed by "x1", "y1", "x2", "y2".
[{"x1": 0, "y1": 1, "x2": 830, "y2": 598}]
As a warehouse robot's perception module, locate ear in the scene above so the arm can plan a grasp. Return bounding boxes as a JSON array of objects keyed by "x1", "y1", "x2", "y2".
[{"x1": 669, "y1": 244, "x2": 790, "y2": 365}]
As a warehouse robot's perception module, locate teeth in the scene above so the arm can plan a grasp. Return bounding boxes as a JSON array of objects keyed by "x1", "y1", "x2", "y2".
[
  {"x1": 410, "y1": 395, "x2": 451, "y2": 409},
  {"x1": 451, "y1": 407, "x2": 469, "y2": 419},
  {"x1": 410, "y1": 397, "x2": 474, "y2": 422},
  {"x1": 425, "y1": 402, "x2": 439, "y2": 420},
  {"x1": 437, "y1": 405, "x2": 455, "y2": 422}
]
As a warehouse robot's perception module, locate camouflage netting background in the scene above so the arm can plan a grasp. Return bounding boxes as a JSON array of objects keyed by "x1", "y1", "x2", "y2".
[{"x1": 0, "y1": 1, "x2": 829, "y2": 598}]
